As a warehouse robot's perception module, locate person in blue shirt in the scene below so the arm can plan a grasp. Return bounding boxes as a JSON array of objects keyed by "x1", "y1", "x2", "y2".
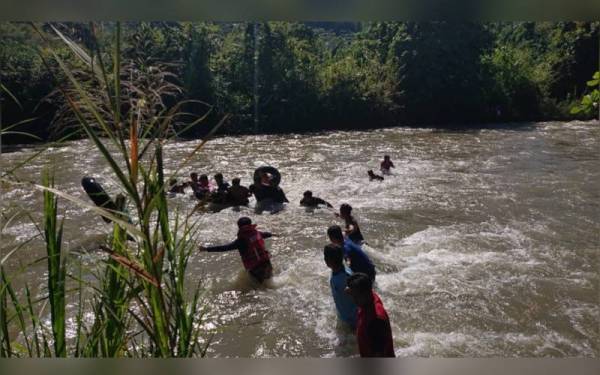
[
  {"x1": 324, "y1": 244, "x2": 357, "y2": 328},
  {"x1": 327, "y1": 225, "x2": 376, "y2": 282}
]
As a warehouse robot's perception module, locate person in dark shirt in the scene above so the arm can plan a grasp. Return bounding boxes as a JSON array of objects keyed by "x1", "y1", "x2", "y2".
[
  {"x1": 211, "y1": 173, "x2": 231, "y2": 204},
  {"x1": 168, "y1": 178, "x2": 186, "y2": 194},
  {"x1": 345, "y1": 272, "x2": 395, "y2": 357},
  {"x1": 227, "y1": 178, "x2": 251, "y2": 206},
  {"x1": 337, "y1": 203, "x2": 365, "y2": 244},
  {"x1": 327, "y1": 225, "x2": 375, "y2": 282},
  {"x1": 368, "y1": 170, "x2": 384, "y2": 181},
  {"x1": 193, "y1": 174, "x2": 212, "y2": 200},
  {"x1": 380, "y1": 155, "x2": 395, "y2": 175},
  {"x1": 300, "y1": 190, "x2": 333, "y2": 208},
  {"x1": 187, "y1": 172, "x2": 200, "y2": 192},
  {"x1": 214, "y1": 173, "x2": 231, "y2": 193},
  {"x1": 251, "y1": 173, "x2": 289, "y2": 204},
  {"x1": 199, "y1": 217, "x2": 274, "y2": 283}
]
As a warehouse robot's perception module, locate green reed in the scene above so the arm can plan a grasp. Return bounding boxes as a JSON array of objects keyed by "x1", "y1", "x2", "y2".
[{"x1": 0, "y1": 22, "x2": 224, "y2": 357}]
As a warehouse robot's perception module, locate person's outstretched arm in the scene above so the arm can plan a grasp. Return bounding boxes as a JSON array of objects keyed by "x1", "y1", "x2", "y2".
[
  {"x1": 316, "y1": 197, "x2": 333, "y2": 208},
  {"x1": 259, "y1": 231, "x2": 273, "y2": 239},
  {"x1": 200, "y1": 239, "x2": 240, "y2": 252}
]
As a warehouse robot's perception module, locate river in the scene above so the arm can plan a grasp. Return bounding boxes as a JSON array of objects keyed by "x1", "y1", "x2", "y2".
[{"x1": 1, "y1": 121, "x2": 599, "y2": 357}]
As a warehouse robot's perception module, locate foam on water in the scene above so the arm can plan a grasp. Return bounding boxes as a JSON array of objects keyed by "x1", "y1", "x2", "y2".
[{"x1": 1, "y1": 121, "x2": 598, "y2": 357}]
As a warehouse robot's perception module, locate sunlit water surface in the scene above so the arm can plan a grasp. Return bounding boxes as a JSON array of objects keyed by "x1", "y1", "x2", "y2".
[{"x1": 1, "y1": 121, "x2": 599, "y2": 357}]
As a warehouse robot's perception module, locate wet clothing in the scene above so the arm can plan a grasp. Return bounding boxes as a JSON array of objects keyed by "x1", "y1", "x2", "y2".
[
  {"x1": 194, "y1": 189, "x2": 211, "y2": 200},
  {"x1": 343, "y1": 239, "x2": 375, "y2": 282},
  {"x1": 344, "y1": 216, "x2": 365, "y2": 244},
  {"x1": 380, "y1": 160, "x2": 394, "y2": 173},
  {"x1": 204, "y1": 226, "x2": 273, "y2": 283},
  {"x1": 169, "y1": 184, "x2": 185, "y2": 194},
  {"x1": 356, "y1": 291, "x2": 395, "y2": 357},
  {"x1": 215, "y1": 181, "x2": 230, "y2": 193},
  {"x1": 191, "y1": 181, "x2": 212, "y2": 200},
  {"x1": 251, "y1": 184, "x2": 289, "y2": 204},
  {"x1": 330, "y1": 266, "x2": 358, "y2": 327},
  {"x1": 248, "y1": 261, "x2": 273, "y2": 283},
  {"x1": 369, "y1": 173, "x2": 384, "y2": 181},
  {"x1": 300, "y1": 196, "x2": 333, "y2": 208},
  {"x1": 228, "y1": 185, "x2": 251, "y2": 206}
]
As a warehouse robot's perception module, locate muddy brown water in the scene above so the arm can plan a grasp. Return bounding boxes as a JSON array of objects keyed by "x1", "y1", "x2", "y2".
[{"x1": 1, "y1": 121, "x2": 599, "y2": 357}]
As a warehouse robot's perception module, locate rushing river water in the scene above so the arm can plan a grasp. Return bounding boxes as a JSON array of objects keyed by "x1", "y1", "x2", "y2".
[{"x1": 1, "y1": 121, "x2": 599, "y2": 357}]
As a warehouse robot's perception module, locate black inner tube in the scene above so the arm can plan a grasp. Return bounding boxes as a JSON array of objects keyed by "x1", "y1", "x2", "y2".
[
  {"x1": 81, "y1": 177, "x2": 117, "y2": 223},
  {"x1": 253, "y1": 166, "x2": 281, "y2": 186}
]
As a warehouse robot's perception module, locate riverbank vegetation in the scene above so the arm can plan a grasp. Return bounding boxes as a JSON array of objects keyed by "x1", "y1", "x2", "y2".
[
  {"x1": 1, "y1": 23, "x2": 216, "y2": 357},
  {"x1": 1, "y1": 22, "x2": 598, "y2": 144}
]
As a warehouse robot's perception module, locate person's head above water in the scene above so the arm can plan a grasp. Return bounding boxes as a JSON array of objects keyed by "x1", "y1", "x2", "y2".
[
  {"x1": 232, "y1": 178, "x2": 241, "y2": 186},
  {"x1": 340, "y1": 203, "x2": 353, "y2": 217},
  {"x1": 303, "y1": 190, "x2": 313, "y2": 198},
  {"x1": 237, "y1": 216, "x2": 252, "y2": 228},
  {"x1": 345, "y1": 272, "x2": 373, "y2": 307},
  {"x1": 214, "y1": 173, "x2": 224, "y2": 183},
  {"x1": 327, "y1": 225, "x2": 345, "y2": 245},
  {"x1": 384, "y1": 155, "x2": 390, "y2": 161},
  {"x1": 190, "y1": 172, "x2": 198, "y2": 182},
  {"x1": 368, "y1": 170, "x2": 375, "y2": 176},
  {"x1": 323, "y1": 244, "x2": 344, "y2": 270},
  {"x1": 199, "y1": 174, "x2": 209, "y2": 185},
  {"x1": 260, "y1": 172, "x2": 272, "y2": 185}
]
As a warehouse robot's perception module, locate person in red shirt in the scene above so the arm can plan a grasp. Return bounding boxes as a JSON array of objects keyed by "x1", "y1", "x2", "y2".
[
  {"x1": 345, "y1": 272, "x2": 395, "y2": 357},
  {"x1": 380, "y1": 155, "x2": 395, "y2": 175},
  {"x1": 198, "y1": 217, "x2": 273, "y2": 283}
]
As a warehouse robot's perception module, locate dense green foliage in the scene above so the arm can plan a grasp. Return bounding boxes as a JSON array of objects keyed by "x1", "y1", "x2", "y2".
[
  {"x1": 1, "y1": 22, "x2": 598, "y2": 143},
  {"x1": 1, "y1": 23, "x2": 212, "y2": 357}
]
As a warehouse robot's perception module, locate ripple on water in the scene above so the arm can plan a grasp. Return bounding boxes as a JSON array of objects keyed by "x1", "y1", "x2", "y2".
[{"x1": 1, "y1": 121, "x2": 598, "y2": 357}]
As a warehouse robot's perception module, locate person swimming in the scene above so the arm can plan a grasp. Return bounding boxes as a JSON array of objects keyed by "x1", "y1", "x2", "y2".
[
  {"x1": 168, "y1": 178, "x2": 186, "y2": 194},
  {"x1": 300, "y1": 190, "x2": 333, "y2": 208},
  {"x1": 368, "y1": 170, "x2": 384, "y2": 181},
  {"x1": 380, "y1": 155, "x2": 394, "y2": 175},
  {"x1": 199, "y1": 217, "x2": 274, "y2": 283},
  {"x1": 337, "y1": 203, "x2": 365, "y2": 244},
  {"x1": 227, "y1": 178, "x2": 251, "y2": 206}
]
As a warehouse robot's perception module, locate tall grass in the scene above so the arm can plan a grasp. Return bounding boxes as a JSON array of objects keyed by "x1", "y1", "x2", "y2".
[
  {"x1": 42, "y1": 171, "x2": 67, "y2": 357},
  {"x1": 0, "y1": 22, "x2": 225, "y2": 357}
]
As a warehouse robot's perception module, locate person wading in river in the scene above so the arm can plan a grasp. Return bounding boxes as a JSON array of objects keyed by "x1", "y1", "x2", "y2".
[
  {"x1": 227, "y1": 178, "x2": 251, "y2": 206},
  {"x1": 380, "y1": 155, "x2": 395, "y2": 175},
  {"x1": 300, "y1": 190, "x2": 333, "y2": 208},
  {"x1": 324, "y1": 244, "x2": 357, "y2": 328},
  {"x1": 327, "y1": 225, "x2": 375, "y2": 283},
  {"x1": 251, "y1": 172, "x2": 289, "y2": 203},
  {"x1": 336, "y1": 203, "x2": 365, "y2": 244},
  {"x1": 199, "y1": 217, "x2": 274, "y2": 283},
  {"x1": 345, "y1": 272, "x2": 395, "y2": 357}
]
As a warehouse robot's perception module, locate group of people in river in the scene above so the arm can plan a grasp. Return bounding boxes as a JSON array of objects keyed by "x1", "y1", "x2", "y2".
[
  {"x1": 195, "y1": 155, "x2": 396, "y2": 357},
  {"x1": 81, "y1": 155, "x2": 397, "y2": 357},
  {"x1": 168, "y1": 168, "x2": 290, "y2": 213}
]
